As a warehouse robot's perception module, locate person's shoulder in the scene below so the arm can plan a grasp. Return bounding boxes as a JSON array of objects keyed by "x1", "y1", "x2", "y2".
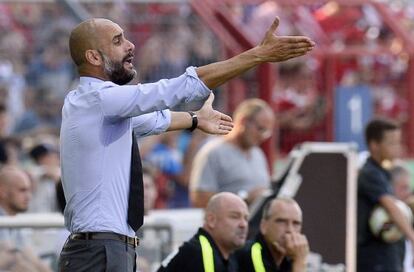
[
  {"x1": 172, "y1": 232, "x2": 203, "y2": 260},
  {"x1": 359, "y1": 161, "x2": 388, "y2": 181},
  {"x1": 158, "y1": 236, "x2": 203, "y2": 271},
  {"x1": 183, "y1": 235, "x2": 203, "y2": 251},
  {"x1": 195, "y1": 137, "x2": 227, "y2": 157}
]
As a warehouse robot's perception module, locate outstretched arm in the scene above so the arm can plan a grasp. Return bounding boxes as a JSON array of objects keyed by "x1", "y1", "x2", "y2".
[
  {"x1": 196, "y1": 17, "x2": 315, "y2": 89},
  {"x1": 167, "y1": 93, "x2": 233, "y2": 134}
]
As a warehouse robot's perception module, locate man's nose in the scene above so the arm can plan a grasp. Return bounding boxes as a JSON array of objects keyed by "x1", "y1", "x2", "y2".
[
  {"x1": 126, "y1": 39, "x2": 135, "y2": 52},
  {"x1": 239, "y1": 218, "x2": 248, "y2": 228},
  {"x1": 286, "y1": 222, "x2": 295, "y2": 233}
]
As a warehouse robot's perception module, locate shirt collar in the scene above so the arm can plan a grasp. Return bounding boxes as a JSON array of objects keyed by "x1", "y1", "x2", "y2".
[{"x1": 79, "y1": 76, "x2": 104, "y2": 85}]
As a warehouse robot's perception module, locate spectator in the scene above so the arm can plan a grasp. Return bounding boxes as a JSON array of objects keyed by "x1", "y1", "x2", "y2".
[
  {"x1": 234, "y1": 197, "x2": 309, "y2": 272},
  {"x1": 157, "y1": 192, "x2": 249, "y2": 271},
  {"x1": 142, "y1": 164, "x2": 158, "y2": 215},
  {"x1": 357, "y1": 118, "x2": 414, "y2": 272},
  {"x1": 26, "y1": 143, "x2": 60, "y2": 213},
  {"x1": 0, "y1": 241, "x2": 52, "y2": 272},
  {"x1": 190, "y1": 98, "x2": 274, "y2": 207},
  {"x1": 0, "y1": 137, "x2": 21, "y2": 166},
  {"x1": 136, "y1": 164, "x2": 159, "y2": 272},
  {"x1": 390, "y1": 164, "x2": 414, "y2": 272},
  {"x1": 0, "y1": 166, "x2": 31, "y2": 243},
  {"x1": 390, "y1": 164, "x2": 412, "y2": 202},
  {"x1": 0, "y1": 165, "x2": 52, "y2": 272},
  {"x1": 145, "y1": 131, "x2": 189, "y2": 208},
  {"x1": 0, "y1": 103, "x2": 10, "y2": 138}
]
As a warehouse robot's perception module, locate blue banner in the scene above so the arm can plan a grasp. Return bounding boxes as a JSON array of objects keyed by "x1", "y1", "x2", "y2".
[{"x1": 334, "y1": 85, "x2": 373, "y2": 151}]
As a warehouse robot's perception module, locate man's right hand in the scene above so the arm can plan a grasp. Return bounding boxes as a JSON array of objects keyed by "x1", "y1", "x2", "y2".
[
  {"x1": 196, "y1": 17, "x2": 315, "y2": 90},
  {"x1": 274, "y1": 233, "x2": 309, "y2": 272},
  {"x1": 285, "y1": 233, "x2": 309, "y2": 260}
]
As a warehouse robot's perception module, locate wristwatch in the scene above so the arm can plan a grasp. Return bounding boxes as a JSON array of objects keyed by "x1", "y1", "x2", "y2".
[{"x1": 187, "y1": 111, "x2": 198, "y2": 132}]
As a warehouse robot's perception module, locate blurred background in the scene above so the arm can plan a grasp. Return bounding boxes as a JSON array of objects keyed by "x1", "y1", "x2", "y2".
[{"x1": 0, "y1": 0, "x2": 413, "y2": 271}]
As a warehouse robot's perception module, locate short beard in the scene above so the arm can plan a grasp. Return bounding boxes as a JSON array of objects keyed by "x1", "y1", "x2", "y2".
[{"x1": 98, "y1": 50, "x2": 136, "y2": 85}]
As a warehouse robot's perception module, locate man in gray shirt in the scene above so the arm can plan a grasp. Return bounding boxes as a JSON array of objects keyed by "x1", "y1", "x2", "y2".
[
  {"x1": 59, "y1": 18, "x2": 314, "y2": 271},
  {"x1": 190, "y1": 99, "x2": 275, "y2": 208}
]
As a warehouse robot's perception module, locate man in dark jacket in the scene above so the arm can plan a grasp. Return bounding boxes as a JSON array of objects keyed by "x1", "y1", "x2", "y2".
[
  {"x1": 234, "y1": 197, "x2": 309, "y2": 272},
  {"x1": 158, "y1": 192, "x2": 249, "y2": 272}
]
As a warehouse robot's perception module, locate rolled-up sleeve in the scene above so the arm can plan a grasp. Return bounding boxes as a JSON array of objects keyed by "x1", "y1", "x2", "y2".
[
  {"x1": 132, "y1": 110, "x2": 171, "y2": 137},
  {"x1": 100, "y1": 67, "x2": 211, "y2": 118}
]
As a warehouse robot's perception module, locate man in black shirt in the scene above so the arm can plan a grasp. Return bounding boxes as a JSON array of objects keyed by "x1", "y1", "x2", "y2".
[
  {"x1": 357, "y1": 118, "x2": 414, "y2": 272},
  {"x1": 234, "y1": 197, "x2": 309, "y2": 272},
  {"x1": 158, "y1": 192, "x2": 249, "y2": 272}
]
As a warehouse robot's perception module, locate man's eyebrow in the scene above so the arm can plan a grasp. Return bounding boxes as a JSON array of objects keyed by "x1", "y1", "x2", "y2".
[{"x1": 112, "y1": 33, "x2": 123, "y2": 42}]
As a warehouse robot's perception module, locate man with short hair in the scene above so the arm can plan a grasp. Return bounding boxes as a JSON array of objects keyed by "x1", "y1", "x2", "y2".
[
  {"x1": 234, "y1": 197, "x2": 309, "y2": 272},
  {"x1": 157, "y1": 192, "x2": 249, "y2": 272},
  {"x1": 358, "y1": 118, "x2": 414, "y2": 272},
  {"x1": 0, "y1": 166, "x2": 52, "y2": 272},
  {"x1": 59, "y1": 17, "x2": 314, "y2": 271},
  {"x1": 190, "y1": 98, "x2": 275, "y2": 207}
]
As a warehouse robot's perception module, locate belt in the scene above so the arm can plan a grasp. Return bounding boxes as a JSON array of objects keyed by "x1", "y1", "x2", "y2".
[{"x1": 69, "y1": 232, "x2": 139, "y2": 248}]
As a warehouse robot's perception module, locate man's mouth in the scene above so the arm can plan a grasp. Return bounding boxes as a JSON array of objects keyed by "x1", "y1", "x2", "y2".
[{"x1": 123, "y1": 55, "x2": 134, "y2": 65}]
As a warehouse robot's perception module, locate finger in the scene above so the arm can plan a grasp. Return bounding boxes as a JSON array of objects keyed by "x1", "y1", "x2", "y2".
[
  {"x1": 220, "y1": 120, "x2": 234, "y2": 128},
  {"x1": 266, "y1": 17, "x2": 280, "y2": 36},
  {"x1": 284, "y1": 51, "x2": 311, "y2": 61},
  {"x1": 285, "y1": 233, "x2": 294, "y2": 248},
  {"x1": 281, "y1": 36, "x2": 315, "y2": 46},
  {"x1": 219, "y1": 124, "x2": 233, "y2": 131},
  {"x1": 220, "y1": 113, "x2": 233, "y2": 122},
  {"x1": 300, "y1": 235, "x2": 310, "y2": 251},
  {"x1": 215, "y1": 129, "x2": 231, "y2": 135},
  {"x1": 288, "y1": 42, "x2": 316, "y2": 50},
  {"x1": 272, "y1": 241, "x2": 286, "y2": 255}
]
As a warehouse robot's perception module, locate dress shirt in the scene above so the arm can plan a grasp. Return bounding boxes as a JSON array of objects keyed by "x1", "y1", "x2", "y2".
[{"x1": 60, "y1": 67, "x2": 210, "y2": 237}]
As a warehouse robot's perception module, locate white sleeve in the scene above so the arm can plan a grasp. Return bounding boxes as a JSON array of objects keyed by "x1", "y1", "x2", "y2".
[
  {"x1": 99, "y1": 67, "x2": 211, "y2": 118},
  {"x1": 131, "y1": 110, "x2": 171, "y2": 137}
]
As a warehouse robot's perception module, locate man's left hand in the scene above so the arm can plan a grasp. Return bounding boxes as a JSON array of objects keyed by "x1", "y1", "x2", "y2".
[{"x1": 196, "y1": 93, "x2": 233, "y2": 135}]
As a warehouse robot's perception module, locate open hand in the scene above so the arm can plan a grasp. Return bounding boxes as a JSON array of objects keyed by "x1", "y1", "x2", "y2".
[
  {"x1": 257, "y1": 17, "x2": 315, "y2": 63},
  {"x1": 195, "y1": 93, "x2": 233, "y2": 135}
]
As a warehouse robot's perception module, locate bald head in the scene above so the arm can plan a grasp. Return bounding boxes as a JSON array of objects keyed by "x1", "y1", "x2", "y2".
[
  {"x1": 69, "y1": 18, "x2": 136, "y2": 84},
  {"x1": 203, "y1": 192, "x2": 249, "y2": 258},
  {"x1": 0, "y1": 166, "x2": 29, "y2": 187},
  {"x1": 69, "y1": 18, "x2": 111, "y2": 66},
  {"x1": 262, "y1": 197, "x2": 302, "y2": 221},
  {"x1": 0, "y1": 166, "x2": 32, "y2": 215},
  {"x1": 205, "y1": 192, "x2": 247, "y2": 217}
]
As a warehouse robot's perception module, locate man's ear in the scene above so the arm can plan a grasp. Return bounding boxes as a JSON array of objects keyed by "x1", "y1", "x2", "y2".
[
  {"x1": 260, "y1": 219, "x2": 266, "y2": 235},
  {"x1": 368, "y1": 140, "x2": 378, "y2": 153},
  {"x1": 85, "y1": 49, "x2": 102, "y2": 66},
  {"x1": 205, "y1": 212, "x2": 216, "y2": 229}
]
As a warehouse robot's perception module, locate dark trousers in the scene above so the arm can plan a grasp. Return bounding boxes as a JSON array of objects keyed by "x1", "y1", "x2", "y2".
[{"x1": 58, "y1": 237, "x2": 136, "y2": 272}]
